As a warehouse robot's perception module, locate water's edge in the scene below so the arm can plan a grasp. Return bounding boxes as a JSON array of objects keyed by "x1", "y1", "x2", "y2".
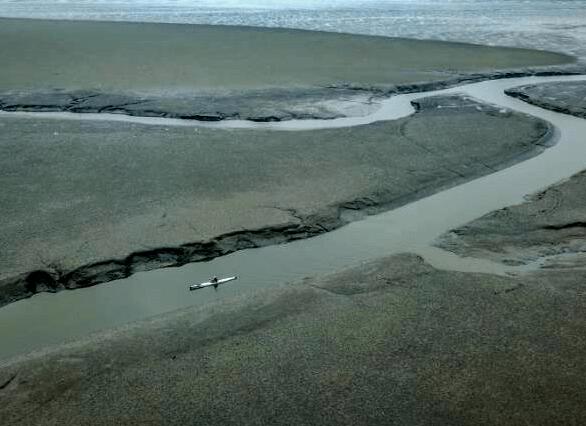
[
  {"x1": 1, "y1": 74, "x2": 586, "y2": 361},
  {"x1": 0, "y1": 72, "x2": 567, "y2": 308},
  {"x1": 1, "y1": 65, "x2": 582, "y2": 127}
]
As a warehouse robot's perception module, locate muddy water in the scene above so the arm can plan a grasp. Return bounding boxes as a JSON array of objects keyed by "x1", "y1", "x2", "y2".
[{"x1": 1, "y1": 75, "x2": 586, "y2": 361}]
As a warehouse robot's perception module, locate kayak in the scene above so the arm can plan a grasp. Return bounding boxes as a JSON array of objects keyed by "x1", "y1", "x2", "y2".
[{"x1": 189, "y1": 276, "x2": 238, "y2": 291}]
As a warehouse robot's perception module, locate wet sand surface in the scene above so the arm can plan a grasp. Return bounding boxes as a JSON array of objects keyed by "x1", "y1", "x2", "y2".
[
  {"x1": 1, "y1": 253, "x2": 585, "y2": 425},
  {"x1": 506, "y1": 81, "x2": 586, "y2": 119},
  {"x1": 0, "y1": 95, "x2": 551, "y2": 306},
  {"x1": 0, "y1": 18, "x2": 573, "y2": 94}
]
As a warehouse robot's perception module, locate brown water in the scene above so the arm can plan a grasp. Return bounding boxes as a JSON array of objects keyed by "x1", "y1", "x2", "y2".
[{"x1": 1, "y1": 75, "x2": 586, "y2": 362}]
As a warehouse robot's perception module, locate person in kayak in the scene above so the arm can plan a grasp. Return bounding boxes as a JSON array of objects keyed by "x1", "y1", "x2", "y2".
[{"x1": 210, "y1": 276, "x2": 219, "y2": 289}]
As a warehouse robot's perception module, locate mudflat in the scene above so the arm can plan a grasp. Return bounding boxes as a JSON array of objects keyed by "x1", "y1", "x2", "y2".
[
  {"x1": 0, "y1": 19, "x2": 578, "y2": 305},
  {"x1": 0, "y1": 95, "x2": 552, "y2": 306},
  {"x1": 1, "y1": 17, "x2": 585, "y2": 424},
  {"x1": 506, "y1": 81, "x2": 586, "y2": 119},
  {"x1": 1, "y1": 253, "x2": 584, "y2": 425},
  {"x1": 438, "y1": 168, "x2": 586, "y2": 268},
  {"x1": 0, "y1": 18, "x2": 573, "y2": 94},
  {"x1": 433, "y1": 80, "x2": 586, "y2": 268},
  {"x1": 5, "y1": 129, "x2": 586, "y2": 424}
]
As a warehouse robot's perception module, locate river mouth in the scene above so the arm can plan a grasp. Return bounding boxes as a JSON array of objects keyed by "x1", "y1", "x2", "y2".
[{"x1": 1, "y1": 74, "x2": 586, "y2": 362}]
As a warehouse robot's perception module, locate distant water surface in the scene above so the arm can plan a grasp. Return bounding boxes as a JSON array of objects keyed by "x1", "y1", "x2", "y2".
[{"x1": 0, "y1": 0, "x2": 584, "y2": 60}]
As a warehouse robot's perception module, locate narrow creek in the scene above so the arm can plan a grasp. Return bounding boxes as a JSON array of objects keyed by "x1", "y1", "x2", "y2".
[{"x1": 1, "y1": 75, "x2": 586, "y2": 362}]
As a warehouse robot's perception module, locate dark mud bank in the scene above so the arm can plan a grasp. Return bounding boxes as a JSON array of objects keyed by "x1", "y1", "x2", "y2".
[
  {"x1": 1, "y1": 200, "x2": 386, "y2": 307},
  {"x1": 1, "y1": 66, "x2": 582, "y2": 123},
  {"x1": 337, "y1": 65, "x2": 584, "y2": 96},
  {"x1": 0, "y1": 88, "x2": 355, "y2": 122},
  {"x1": 0, "y1": 212, "x2": 337, "y2": 307},
  {"x1": 436, "y1": 168, "x2": 586, "y2": 267},
  {"x1": 505, "y1": 80, "x2": 586, "y2": 119}
]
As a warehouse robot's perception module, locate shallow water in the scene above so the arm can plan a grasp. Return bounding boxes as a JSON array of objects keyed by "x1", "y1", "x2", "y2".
[
  {"x1": 1, "y1": 74, "x2": 586, "y2": 361},
  {"x1": 1, "y1": 0, "x2": 585, "y2": 60}
]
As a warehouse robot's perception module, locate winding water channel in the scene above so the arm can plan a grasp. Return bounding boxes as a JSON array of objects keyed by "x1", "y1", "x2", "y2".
[{"x1": 1, "y1": 74, "x2": 586, "y2": 362}]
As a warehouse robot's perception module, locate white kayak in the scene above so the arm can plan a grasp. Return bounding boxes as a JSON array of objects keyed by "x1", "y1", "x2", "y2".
[{"x1": 189, "y1": 276, "x2": 238, "y2": 291}]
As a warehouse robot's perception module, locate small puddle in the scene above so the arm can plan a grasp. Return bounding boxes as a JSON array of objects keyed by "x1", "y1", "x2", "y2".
[{"x1": 1, "y1": 75, "x2": 586, "y2": 361}]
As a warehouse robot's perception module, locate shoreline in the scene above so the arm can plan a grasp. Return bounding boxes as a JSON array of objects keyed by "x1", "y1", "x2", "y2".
[
  {"x1": 0, "y1": 67, "x2": 584, "y2": 123},
  {"x1": 505, "y1": 81, "x2": 586, "y2": 120},
  {"x1": 0, "y1": 87, "x2": 555, "y2": 308},
  {"x1": 2, "y1": 17, "x2": 585, "y2": 349},
  {"x1": 2, "y1": 14, "x2": 586, "y2": 425},
  {"x1": 2, "y1": 252, "x2": 586, "y2": 424}
]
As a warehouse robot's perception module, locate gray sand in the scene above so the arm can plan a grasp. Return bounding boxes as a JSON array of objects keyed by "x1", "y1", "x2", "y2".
[
  {"x1": 438, "y1": 168, "x2": 586, "y2": 267},
  {"x1": 0, "y1": 95, "x2": 551, "y2": 306},
  {"x1": 1, "y1": 253, "x2": 585, "y2": 425},
  {"x1": 0, "y1": 18, "x2": 573, "y2": 94},
  {"x1": 506, "y1": 81, "x2": 586, "y2": 119}
]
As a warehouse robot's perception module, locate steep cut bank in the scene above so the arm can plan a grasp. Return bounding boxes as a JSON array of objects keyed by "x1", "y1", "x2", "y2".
[{"x1": 0, "y1": 95, "x2": 552, "y2": 307}]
